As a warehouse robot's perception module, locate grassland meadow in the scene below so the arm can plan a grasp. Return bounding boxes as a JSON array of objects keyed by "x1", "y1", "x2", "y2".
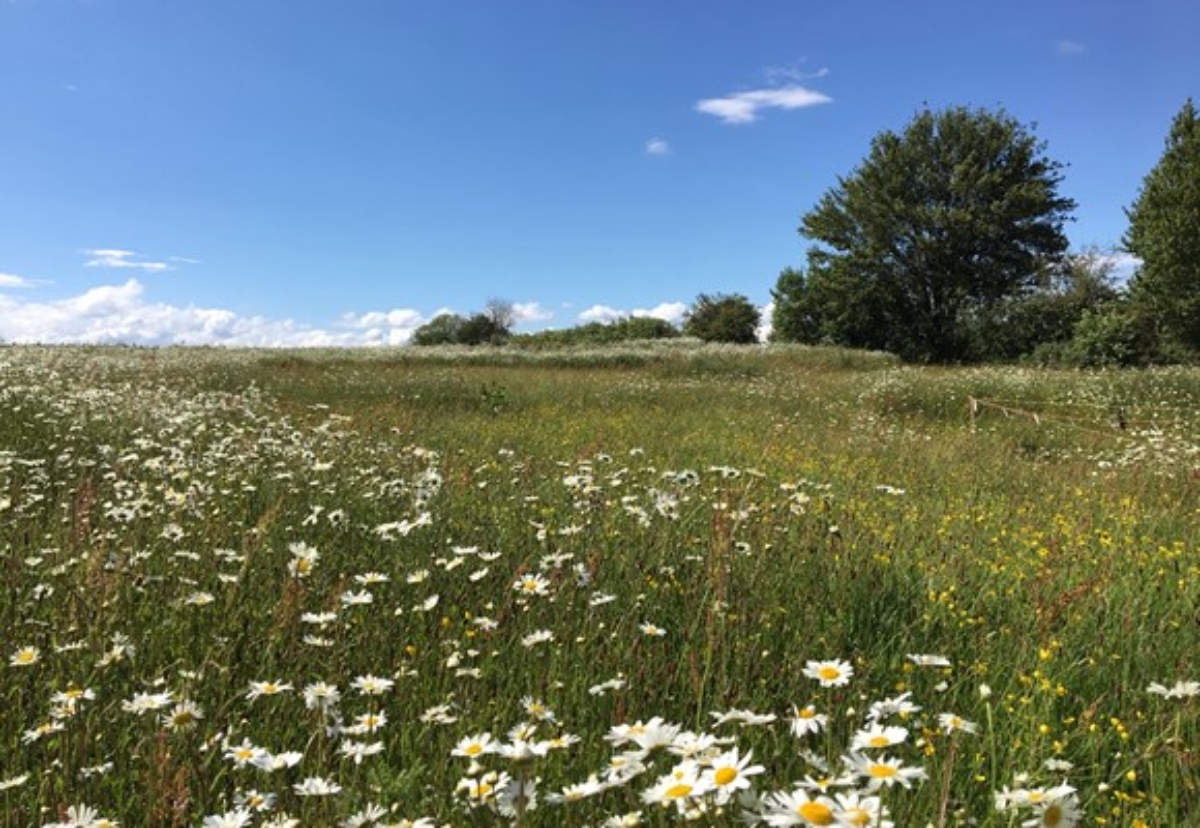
[{"x1": 1, "y1": 343, "x2": 1196, "y2": 827}]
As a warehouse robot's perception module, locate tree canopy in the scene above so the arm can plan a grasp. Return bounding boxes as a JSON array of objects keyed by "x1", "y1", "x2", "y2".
[
  {"x1": 683, "y1": 293, "x2": 762, "y2": 344},
  {"x1": 776, "y1": 106, "x2": 1076, "y2": 362},
  {"x1": 512, "y1": 316, "x2": 679, "y2": 348},
  {"x1": 1124, "y1": 98, "x2": 1200, "y2": 351},
  {"x1": 409, "y1": 298, "x2": 516, "y2": 347},
  {"x1": 410, "y1": 313, "x2": 466, "y2": 346}
]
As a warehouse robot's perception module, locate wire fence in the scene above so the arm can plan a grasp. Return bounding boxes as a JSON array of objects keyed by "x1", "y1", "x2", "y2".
[{"x1": 967, "y1": 396, "x2": 1198, "y2": 440}]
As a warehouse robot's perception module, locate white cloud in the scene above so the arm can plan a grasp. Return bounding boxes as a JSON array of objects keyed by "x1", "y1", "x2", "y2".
[
  {"x1": 0, "y1": 279, "x2": 429, "y2": 347},
  {"x1": 512, "y1": 301, "x2": 554, "y2": 325},
  {"x1": 639, "y1": 301, "x2": 688, "y2": 325},
  {"x1": 84, "y1": 248, "x2": 174, "y2": 273},
  {"x1": 645, "y1": 137, "x2": 671, "y2": 156},
  {"x1": 695, "y1": 84, "x2": 831, "y2": 125},
  {"x1": 1055, "y1": 39, "x2": 1086, "y2": 56},
  {"x1": 0, "y1": 272, "x2": 40, "y2": 289},
  {"x1": 578, "y1": 304, "x2": 623, "y2": 324},
  {"x1": 578, "y1": 301, "x2": 688, "y2": 326},
  {"x1": 0, "y1": 278, "x2": 691, "y2": 348},
  {"x1": 757, "y1": 301, "x2": 774, "y2": 343},
  {"x1": 344, "y1": 308, "x2": 425, "y2": 330},
  {"x1": 763, "y1": 64, "x2": 829, "y2": 85},
  {"x1": 1093, "y1": 250, "x2": 1141, "y2": 283}
]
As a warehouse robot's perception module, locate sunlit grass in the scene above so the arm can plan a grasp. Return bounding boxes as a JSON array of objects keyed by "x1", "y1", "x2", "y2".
[{"x1": 1, "y1": 343, "x2": 1196, "y2": 827}]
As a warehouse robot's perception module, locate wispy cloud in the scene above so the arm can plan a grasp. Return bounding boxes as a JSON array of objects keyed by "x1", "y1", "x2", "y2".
[
  {"x1": 84, "y1": 248, "x2": 177, "y2": 273},
  {"x1": 763, "y1": 63, "x2": 829, "y2": 85},
  {"x1": 645, "y1": 137, "x2": 671, "y2": 156},
  {"x1": 696, "y1": 85, "x2": 831, "y2": 125},
  {"x1": 0, "y1": 272, "x2": 43, "y2": 289},
  {"x1": 578, "y1": 301, "x2": 687, "y2": 326},
  {"x1": 1055, "y1": 39, "x2": 1086, "y2": 57}
]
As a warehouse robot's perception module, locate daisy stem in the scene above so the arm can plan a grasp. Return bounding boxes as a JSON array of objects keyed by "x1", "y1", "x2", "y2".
[
  {"x1": 985, "y1": 696, "x2": 998, "y2": 801},
  {"x1": 935, "y1": 732, "x2": 958, "y2": 828},
  {"x1": 824, "y1": 689, "x2": 838, "y2": 769}
]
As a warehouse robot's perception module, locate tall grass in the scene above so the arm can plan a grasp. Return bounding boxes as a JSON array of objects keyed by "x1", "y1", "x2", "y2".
[{"x1": 1, "y1": 343, "x2": 1195, "y2": 827}]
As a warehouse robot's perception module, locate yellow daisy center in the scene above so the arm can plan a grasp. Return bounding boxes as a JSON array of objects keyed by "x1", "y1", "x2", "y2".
[
  {"x1": 868, "y1": 763, "x2": 898, "y2": 779},
  {"x1": 869, "y1": 735, "x2": 890, "y2": 747},
  {"x1": 1044, "y1": 805, "x2": 1063, "y2": 827},
  {"x1": 797, "y1": 801, "x2": 835, "y2": 825},
  {"x1": 818, "y1": 666, "x2": 841, "y2": 681},
  {"x1": 843, "y1": 807, "x2": 871, "y2": 826},
  {"x1": 714, "y1": 766, "x2": 738, "y2": 786},
  {"x1": 664, "y1": 783, "x2": 693, "y2": 800}
]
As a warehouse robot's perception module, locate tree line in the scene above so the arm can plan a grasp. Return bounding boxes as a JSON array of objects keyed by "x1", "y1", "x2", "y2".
[{"x1": 411, "y1": 100, "x2": 1199, "y2": 365}]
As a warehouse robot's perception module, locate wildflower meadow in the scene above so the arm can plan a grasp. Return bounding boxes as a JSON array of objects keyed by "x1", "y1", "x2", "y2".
[{"x1": 1, "y1": 343, "x2": 1196, "y2": 827}]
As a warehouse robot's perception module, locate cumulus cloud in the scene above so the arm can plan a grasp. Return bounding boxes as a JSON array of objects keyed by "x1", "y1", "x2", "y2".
[
  {"x1": 578, "y1": 301, "x2": 688, "y2": 326},
  {"x1": 0, "y1": 279, "x2": 430, "y2": 347},
  {"x1": 512, "y1": 302, "x2": 554, "y2": 325},
  {"x1": 338, "y1": 307, "x2": 444, "y2": 346},
  {"x1": 84, "y1": 248, "x2": 175, "y2": 273},
  {"x1": 645, "y1": 137, "x2": 671, "y2": 156},
  {"x1": 695, "y1": 85, "x2": 831, "y2": 125},
  {"x1": 578, "y1": 305, "x2": 623, "y2": 324},
  {"x1": 344, "y1": 308, "x2": 425, "y2": 331},
  {"x1": 638, "y1": 301, "x2": 688, "y2": 325}
]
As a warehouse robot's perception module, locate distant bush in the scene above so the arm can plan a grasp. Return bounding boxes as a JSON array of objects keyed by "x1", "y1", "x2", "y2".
[
  {"x1": 411, "y1": 299, "x2": 516, "y2": 347},
  {"x1": 1023, "y1": 306, "x2": 1143, "y2": 368},
  {"x1": 510, "y1": 316, "x2": 679, "y2": 349},
  {"x1": 683, "y1": 293, "x2": 761, "y2": 344},
  {"x1": 411, "y1": 313, "x2": 466, "y2": 346}
]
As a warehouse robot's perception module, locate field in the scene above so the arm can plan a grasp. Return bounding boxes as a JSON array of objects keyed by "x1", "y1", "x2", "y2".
[{"x1": 1, "y1": 342, "x2": 1197, "y2": 828}]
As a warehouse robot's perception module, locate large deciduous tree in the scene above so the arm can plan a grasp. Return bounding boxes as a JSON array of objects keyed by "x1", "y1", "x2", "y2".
[
  {"x1": 781, "y1": 106, "x2": 1076, "y2": 362},
  {"x1": 1124, "y1": 99, "x2": 1200, "y2": 352}
]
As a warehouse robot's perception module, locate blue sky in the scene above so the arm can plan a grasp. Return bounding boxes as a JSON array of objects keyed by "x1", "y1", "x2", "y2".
[{"x1": 2, "y1": 0, "x2": 1197, "y2": 345}]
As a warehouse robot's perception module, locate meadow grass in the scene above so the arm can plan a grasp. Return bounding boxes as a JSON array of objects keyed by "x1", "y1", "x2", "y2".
[{"x1": 1, "y1": 343, "x2": 1196, "y2": 828}]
